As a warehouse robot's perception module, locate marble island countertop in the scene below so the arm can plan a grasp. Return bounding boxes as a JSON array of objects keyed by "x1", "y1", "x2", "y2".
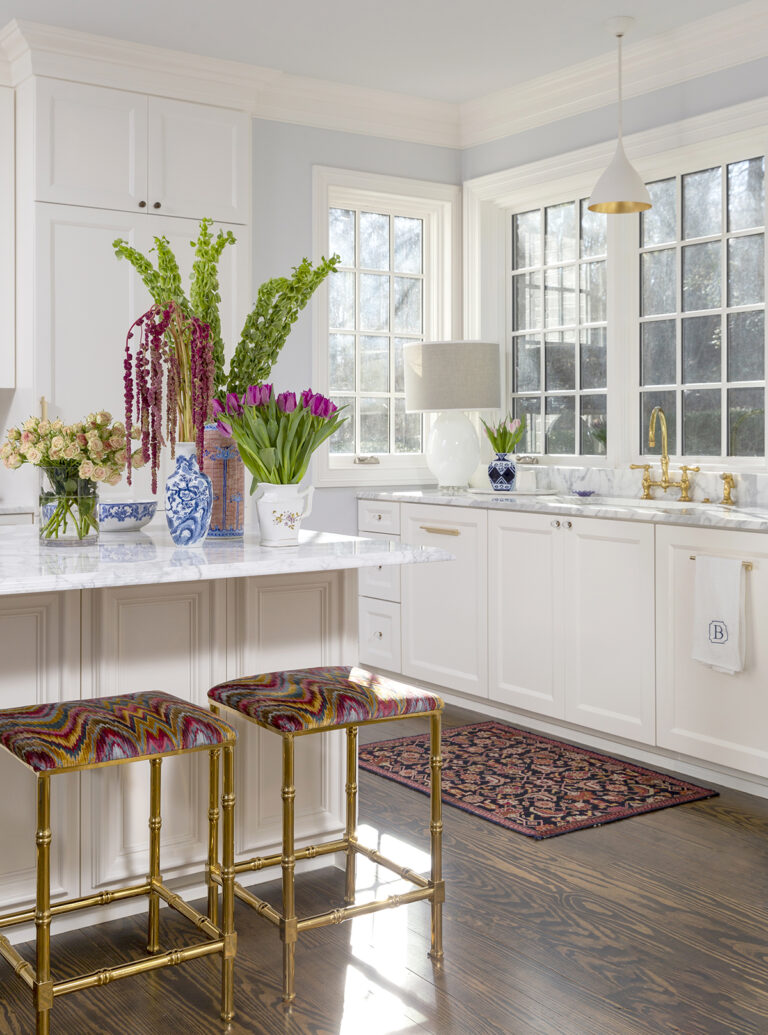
[
  {"x1": 0, "y1": 523, "x2": 453, "y2": 597},
  {"x1": 359, "y1": 489, "x2": 768, "y2": 533}
]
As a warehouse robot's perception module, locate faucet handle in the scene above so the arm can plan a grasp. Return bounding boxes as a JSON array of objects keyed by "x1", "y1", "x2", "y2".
[
  {"x1": 629, "y1": 463, "x2": 651, "y2": 470},
  {"x1": 721, "y1": 472, "x2": 736, "y2": 506},
  {"x1": 629, "y1": 463, "x2": 652, "y2": 500},
  {"x1": 679, "y1": 465, "x2": 699, "y2": 502}
]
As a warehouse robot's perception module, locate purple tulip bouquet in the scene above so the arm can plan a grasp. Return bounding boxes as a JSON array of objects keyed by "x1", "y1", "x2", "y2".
[{"x1": 214, "y1": 385, "x2": 346, "y2": 489}]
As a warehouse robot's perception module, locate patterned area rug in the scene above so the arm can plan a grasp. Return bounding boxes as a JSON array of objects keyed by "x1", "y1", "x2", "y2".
[{"x1": 358, "y1": 721, "x2": 717, "y2": 839}]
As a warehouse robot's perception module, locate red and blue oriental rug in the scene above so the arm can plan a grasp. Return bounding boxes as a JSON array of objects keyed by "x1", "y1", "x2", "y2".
[{"x1": 358, "y1": 720, "x2": 717, "y2": 839}]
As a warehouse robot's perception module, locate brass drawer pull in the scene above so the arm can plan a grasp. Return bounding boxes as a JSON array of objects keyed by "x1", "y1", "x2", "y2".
[{"x1": 419, "y1": 525, "x2": 460, "y2": 536}]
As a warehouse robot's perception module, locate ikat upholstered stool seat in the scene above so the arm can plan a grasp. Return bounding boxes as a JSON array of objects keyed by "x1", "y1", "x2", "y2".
[
  {"x1": 207, "y1": 665, "x2": 445, "y2": 1002},
  {"x1": 0, "y1": 691, "x2": 238, "y2": 1035}
]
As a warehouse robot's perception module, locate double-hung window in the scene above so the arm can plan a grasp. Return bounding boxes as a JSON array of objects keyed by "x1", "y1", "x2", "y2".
[{"x1": 313, "y1": 168, "x2": 459, "y2": 486}]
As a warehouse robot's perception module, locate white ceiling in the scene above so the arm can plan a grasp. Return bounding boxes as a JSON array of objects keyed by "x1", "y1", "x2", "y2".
[{"x1": 0, "y1": 0, "x2": 746, "y2": 104}]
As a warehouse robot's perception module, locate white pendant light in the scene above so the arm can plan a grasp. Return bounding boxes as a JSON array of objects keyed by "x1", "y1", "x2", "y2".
[{"x1": 588, "y1": 16, "x2": 651, "y2": 214}]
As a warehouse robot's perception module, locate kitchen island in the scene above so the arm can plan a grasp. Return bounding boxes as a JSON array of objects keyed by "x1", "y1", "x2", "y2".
[{"x1": 0, "y1": 523, "x2": 452, "y2": 942}]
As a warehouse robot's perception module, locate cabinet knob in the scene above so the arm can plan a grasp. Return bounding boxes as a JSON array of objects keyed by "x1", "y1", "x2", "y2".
[
  {"x1": 551, "y1": 520, "x2": 560, "y2": 528},
  {"x1": 373, "y1": 631, "x2": 383, "y2": 640},
  {"x1": 374, "y1": 513, "x2": 382, "y2": 521},
  {"x1": 564, "y1": 520, "x2": 573, "y2": 529},
  {"x1": 153, "y1": 201, "x2": 162, "y2": 209},
  {"x1": 138, "y1": 201, "x2": 147, "y2": 208}
]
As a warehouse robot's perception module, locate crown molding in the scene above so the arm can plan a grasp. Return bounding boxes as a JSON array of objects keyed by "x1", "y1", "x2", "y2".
[
  {"x1": 465, "y1": 94, "x2": 768, "y2": 212},
  {"x1": 0, "y1": 4, "x2": 767, "y2": 151},
  {"x1": 459, "y1": 0, "x2": 768, "y2": 148},
  {"x1": 0, "y1": 19, "x2": 460, "y2": 148}
]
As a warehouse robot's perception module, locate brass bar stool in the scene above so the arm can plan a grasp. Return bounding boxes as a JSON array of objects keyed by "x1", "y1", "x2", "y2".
[
  {"x1": 207, "y1": 665, "x2": 444, "y2": 1002},
  {"x1": 0, "y1": 691, "x2": 237, "y2": 1034}
]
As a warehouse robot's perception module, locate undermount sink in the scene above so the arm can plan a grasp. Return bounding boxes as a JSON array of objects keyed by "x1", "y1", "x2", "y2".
[{"x1": 587, "y1": 496, "x2": 712, "y2": 508}]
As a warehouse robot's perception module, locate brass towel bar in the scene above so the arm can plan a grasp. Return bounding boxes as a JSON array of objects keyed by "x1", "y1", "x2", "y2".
[{"x1": 689, "y1": 555, "x2": 753, "y2": 571}]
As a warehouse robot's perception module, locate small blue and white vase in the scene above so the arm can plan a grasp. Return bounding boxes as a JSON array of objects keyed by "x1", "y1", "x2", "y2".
[
  {"x1": 488, "y1": 452, "x2": 517, "y2": 491},
  {"x1": 165, "y1": 442, "x2": 213, "y2": 546}
]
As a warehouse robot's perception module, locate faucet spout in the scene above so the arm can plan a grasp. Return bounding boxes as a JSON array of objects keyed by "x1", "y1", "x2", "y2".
[{"x1": 648, "y1": 406, "x2": 670, "y2": 484}]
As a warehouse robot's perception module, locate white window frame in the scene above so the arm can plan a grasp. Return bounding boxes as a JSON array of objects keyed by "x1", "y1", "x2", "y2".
[
  {"x1": 464, "y1": 96, "x2": 768, "y2": 473},
  {"x1": 312, "y1": 166, "x2": 460, "y2": 487}
]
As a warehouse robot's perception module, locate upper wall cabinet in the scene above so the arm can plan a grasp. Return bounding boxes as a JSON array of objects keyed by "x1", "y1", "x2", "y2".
[
  {"x1": 33, "y1": 79, "x2": 250, "y2": 224},
  {"x1": 0, "y1": 86, "x2": 14, "y2": 389}
]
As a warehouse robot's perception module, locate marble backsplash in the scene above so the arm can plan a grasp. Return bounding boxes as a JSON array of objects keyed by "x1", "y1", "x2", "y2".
[{"x1": 511, "y1": 463, "x2": 768, "y2": 509}]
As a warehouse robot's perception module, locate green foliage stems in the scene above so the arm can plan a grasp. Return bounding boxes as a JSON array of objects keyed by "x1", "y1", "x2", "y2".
[
  {"x1": 226, "y1": 255, "x2": 340, "y2": 397},
  {"x1": 113, "y1": 218, "x2": 235, "y2": 393},
  {"x1": 481, "y1": 414, "x2": 526, "y2": 454}
]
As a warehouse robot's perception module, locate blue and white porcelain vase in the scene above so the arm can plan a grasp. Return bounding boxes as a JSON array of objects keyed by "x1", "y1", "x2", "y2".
[
  {"x1": 165, "y1": 442, "x2": 213, "y2": 546},
  {"x1": 488, "y1": 452, "x2": 517, "y2": 491}
]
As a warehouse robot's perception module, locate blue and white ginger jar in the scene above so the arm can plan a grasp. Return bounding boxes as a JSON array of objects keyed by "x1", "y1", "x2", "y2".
[
  {"x1": 488, "y1": 452, "x2": 517, "y2": 491},
  {"x1": 165, "y1": 443, "x2": 213, "y2": 546}
]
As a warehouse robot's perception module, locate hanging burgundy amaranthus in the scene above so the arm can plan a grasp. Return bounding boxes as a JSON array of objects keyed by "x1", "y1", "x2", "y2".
[{"x1": 123, "y1": 301, "x2": 214, "y2": 493}]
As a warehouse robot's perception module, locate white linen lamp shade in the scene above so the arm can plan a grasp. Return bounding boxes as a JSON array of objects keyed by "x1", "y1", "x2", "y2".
[{"x1": 404, "y1": 340, "x2": 501, "y2": 489}]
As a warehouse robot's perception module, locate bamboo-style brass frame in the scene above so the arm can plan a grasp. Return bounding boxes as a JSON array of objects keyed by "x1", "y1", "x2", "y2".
[
  {"x1": 0, "y1": 742, "x2": 237, "y2": 1034},
  {"x1": 209, "y1": 703, "x2": 445, "y2": 1003}
]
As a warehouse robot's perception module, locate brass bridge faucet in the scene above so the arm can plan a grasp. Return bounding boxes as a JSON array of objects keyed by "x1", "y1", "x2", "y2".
[{"x1": 630, "y1": 406, "x2": 699, "y2": 502}]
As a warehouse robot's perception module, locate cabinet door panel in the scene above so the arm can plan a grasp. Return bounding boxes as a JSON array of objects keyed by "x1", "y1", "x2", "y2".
[
  {"x1": 148, "y1": 98, "x2": 249, "y2": 224},
  {"x1": 488, "y1": 511, "x2": 564, "y2": 716},
  {"x1": 35, "y1": 204, "x2": 142, "y2": 422},
  {"x1": 657, "y1": 526, "x2": 768, "y2": 776},
  {"x1": 0, "y1": 594, "x2": 80, "y2": 916},
  {"x1": 0, "y1": 86, "x2": 13, "y2": 388},
  {"x1": 81, "y1": 583, "x2": 225, "y2": 890},
  {"x1": 35, "y1": 79, "x2": 148, "y2": 211},
  {"x1": 401, "y1": 506, "x2": 487, "y2": 696},
  {"x1": 563, "y1": 518, "x2": 655, "y2": 743},
  {"x1": 231, "y1": 574, "x2": 348, "y2": 855}
]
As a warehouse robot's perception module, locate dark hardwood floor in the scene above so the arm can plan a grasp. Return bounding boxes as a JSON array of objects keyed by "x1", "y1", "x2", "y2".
[{"x1": 2, "y1": 703, "x2": 768, "y2": 1034}]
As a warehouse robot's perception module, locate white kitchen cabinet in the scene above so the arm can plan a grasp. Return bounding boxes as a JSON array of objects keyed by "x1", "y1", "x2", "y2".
[
  {"x1": 0, "y1": 86, "x2": 14, "y2": 389},
  {"x1": 562, "y1": 516, "x2": 655, "y2": 743},
  {"x1": 487, "y1": 512, "x2": 655, "y2": 741},
  {"x1": 33, "y1": 204, "x2": 248, "y2": 423},
  {"x1": 488, "y1": 510, "x2": 564, "y2": 716},
  {"x1": 147, "y1": 96, "x2": 249, "y2": 224},
  {"x1": 401, "y1": 504, "x2": 486, "y2": 696},
  {"x1": 33, "y1": 78, "x2": 249, "y2": 224},
  {"x1": 656, "y1": 525, "x2": 768, "y2": 778},
  {"x1": 0, "y1": 593, "x2": 80, "y2": 912}
]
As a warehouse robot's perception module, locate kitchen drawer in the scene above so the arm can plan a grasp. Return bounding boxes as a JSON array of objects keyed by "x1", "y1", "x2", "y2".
[
  {"x1": 358, "y1": 500, "x2": 400, "y2": 535},
  {"x1": 357, "y1": 532, "x2": 401, "y2": 602},
  {"x1": 358, "y1": 597, "x2": 401, "y2": 672},
  {"x1": 0, "y1": 513, "x2": 33, "y2": 525}
]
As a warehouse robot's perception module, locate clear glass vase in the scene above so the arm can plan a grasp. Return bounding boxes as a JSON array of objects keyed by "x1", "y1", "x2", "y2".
[{"x1": 38, "y1": 466, "x2": 99, "y2": 546}]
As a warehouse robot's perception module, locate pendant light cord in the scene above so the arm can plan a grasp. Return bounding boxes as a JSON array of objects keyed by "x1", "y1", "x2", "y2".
[{"x1": 616, "y1": 32, "x2": 624, "y2": 141}]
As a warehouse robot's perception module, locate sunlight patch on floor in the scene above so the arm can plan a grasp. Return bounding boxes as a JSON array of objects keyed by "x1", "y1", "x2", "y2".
[{"x1": 339, "y1": 963, "x2": 429, "y2": 1035}]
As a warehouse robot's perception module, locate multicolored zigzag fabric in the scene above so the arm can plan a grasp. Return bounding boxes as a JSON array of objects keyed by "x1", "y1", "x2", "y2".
[
  {"x1": 0, "y1": 691, "x2": 236, "y2": 773},
  {"x1": 208, "y1": 666, "x2": 443, "y2": 733}
]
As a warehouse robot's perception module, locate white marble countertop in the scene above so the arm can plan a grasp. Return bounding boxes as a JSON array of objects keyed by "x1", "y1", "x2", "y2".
[
  {"x1": 0, "y1": 524, "x2": 452, "y2": 597},
  {"x1": 358, "y1": 489, "x2": 768, "y2": 533}
]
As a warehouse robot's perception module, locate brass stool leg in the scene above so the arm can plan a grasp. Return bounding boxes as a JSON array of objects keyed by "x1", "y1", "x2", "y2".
[
  {"x1": 220, "y1": 743, "x2": 236, "y2": 1022},
  {"x1": 207, "y1": 746, "x2": 221, "y2": 927},
  {"x1": 147, "y1": 757, "x2": 162, "y2": 953},
  {"x1": 428, "y1": 713, "x2": 444, "y2": 961},
  {"x1": 281, "y1": 733, "x2": 297, "y2": 1002},
  {"x1": 34, "y1": 774, "x2": 53, "y2": 1035},
  {"x1": 344, "y1": 725, "x2": 358, "y2": 905}
]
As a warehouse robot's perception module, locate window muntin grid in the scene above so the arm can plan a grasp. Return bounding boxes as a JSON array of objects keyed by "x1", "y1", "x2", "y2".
[
  {"x1": 639, "y1": 158, "x2": 766, "y2": 458},
  {"x1": 327, "y1": 207, "x2": 424, "y2": 456},
  {"x1": 510, "y1": 200, "x2": 608, "y2": 456}
]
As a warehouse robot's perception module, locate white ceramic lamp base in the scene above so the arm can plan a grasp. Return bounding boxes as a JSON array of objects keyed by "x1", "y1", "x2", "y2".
[{"x1": 426, "y1": 411, "x2": 480, "y2": 489}]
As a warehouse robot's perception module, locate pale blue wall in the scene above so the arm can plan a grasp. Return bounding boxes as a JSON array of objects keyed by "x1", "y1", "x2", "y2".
[{"x1": 251, "y1": 120, "x2": 460, "y2": 533}]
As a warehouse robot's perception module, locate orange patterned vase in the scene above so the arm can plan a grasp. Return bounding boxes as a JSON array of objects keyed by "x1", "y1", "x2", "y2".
[{"x1": 203, "y1": 424, "x2": 245, "y2": 538}]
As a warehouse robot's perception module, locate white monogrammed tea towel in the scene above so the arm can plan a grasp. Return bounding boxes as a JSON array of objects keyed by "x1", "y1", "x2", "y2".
[{"x1": 691, "y1": 556, "x2": 746, "y2": 675}]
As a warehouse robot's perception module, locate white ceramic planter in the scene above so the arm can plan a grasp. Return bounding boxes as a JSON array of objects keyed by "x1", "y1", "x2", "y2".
[{"x1": 253, "y1": 484, "x2": 314, "y2": 546}]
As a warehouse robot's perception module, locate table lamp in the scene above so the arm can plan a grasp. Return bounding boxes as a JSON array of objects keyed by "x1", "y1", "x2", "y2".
[{"x1": 404, "y1": 340, "x2": 501, "y2": 489}]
